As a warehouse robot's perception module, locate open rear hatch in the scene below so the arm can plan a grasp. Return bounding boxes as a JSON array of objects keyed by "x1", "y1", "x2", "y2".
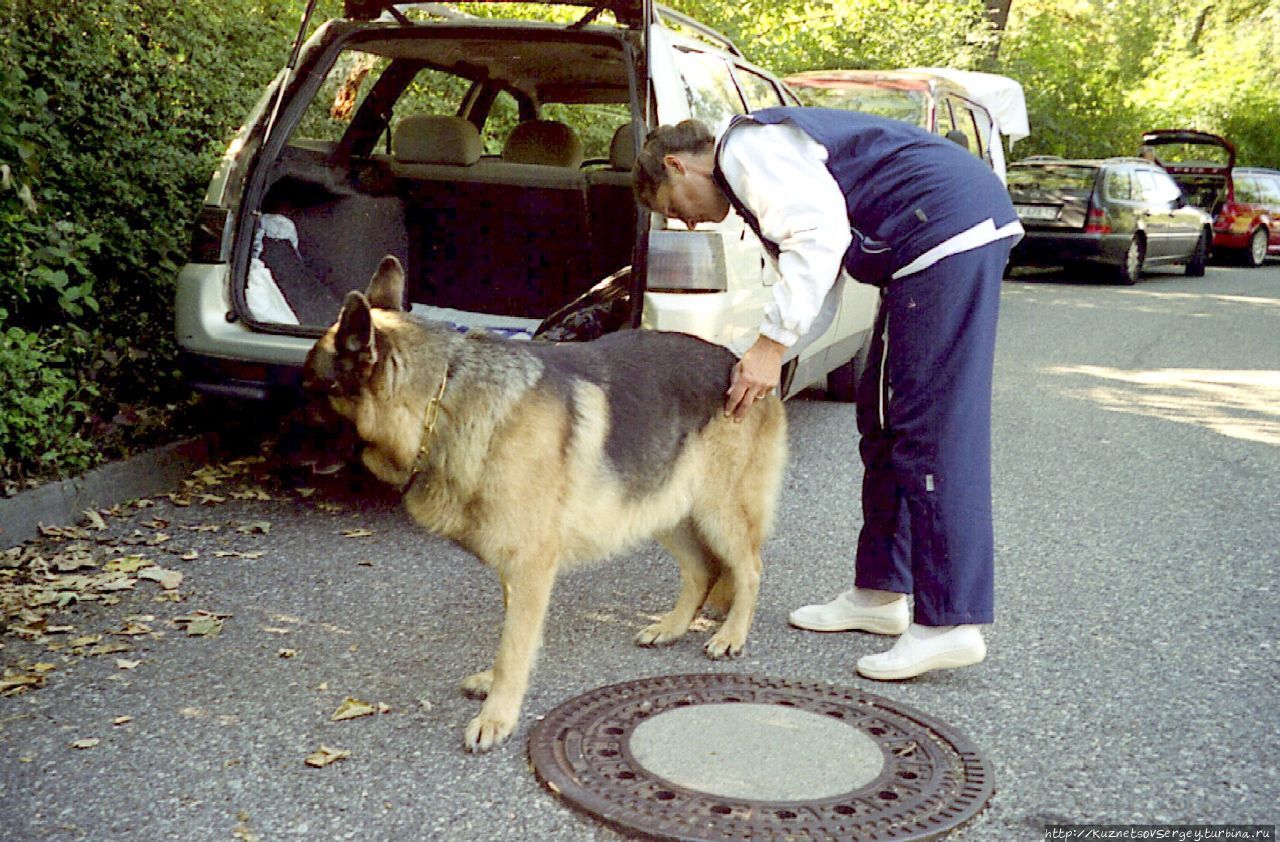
[
  {"x1": 1142, "y1": 129, "x2": 1234, "y2": 214},
  {"x1": 230, "y1": 0, "x2": 650, "y2": 341}
]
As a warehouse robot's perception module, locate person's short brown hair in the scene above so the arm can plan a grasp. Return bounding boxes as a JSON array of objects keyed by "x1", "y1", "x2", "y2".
[{"x1": 631, "y1": 119, "x2": 715, "y2": 208}]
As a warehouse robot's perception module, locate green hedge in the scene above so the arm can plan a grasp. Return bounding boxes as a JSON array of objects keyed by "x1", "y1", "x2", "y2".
[{"x1": 0, "y1": 1, "x2": 323, "y2": 486}]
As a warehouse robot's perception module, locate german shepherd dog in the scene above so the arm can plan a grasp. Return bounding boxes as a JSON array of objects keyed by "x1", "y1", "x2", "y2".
[{"x1": 303, "y1": 257, "x2": 787, "y2": 752}]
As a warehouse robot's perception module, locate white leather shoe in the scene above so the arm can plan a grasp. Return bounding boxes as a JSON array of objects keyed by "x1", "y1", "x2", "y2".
[
  {"x1": 788, "y1": 589, "x2": 909, "y2": 635},
  {"x1": 856, "y1": 624, "x2": 986, "y2": 681}
]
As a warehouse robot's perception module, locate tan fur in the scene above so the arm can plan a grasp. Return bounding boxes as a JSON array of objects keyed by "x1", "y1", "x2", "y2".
[{"x1": 304, "y1": 260, "x2": 787, "y2": 752}]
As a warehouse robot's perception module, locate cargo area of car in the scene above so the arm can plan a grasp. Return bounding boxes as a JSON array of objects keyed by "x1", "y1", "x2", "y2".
[
  {"x1": 236, "y1": 25, "x2": 640, "y2": 333},
  {"x1": 1165, "y1": 172, "x2": 1228, "y2": 215}
]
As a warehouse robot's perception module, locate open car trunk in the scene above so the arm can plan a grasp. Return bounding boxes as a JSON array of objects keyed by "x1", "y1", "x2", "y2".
[
  {"x1": 1142, "y1": 129, "x2": 1235, "y2": 216},
  {"x1": 233, "y1": 14, "x2": 645, "y2": 341}
]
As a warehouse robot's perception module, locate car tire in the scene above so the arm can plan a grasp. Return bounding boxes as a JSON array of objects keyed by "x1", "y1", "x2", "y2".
[
  {"x1": 1242, "y1": 226, "x2": 1268, "y2": 267},
  {"x1": 1115, "y1": 235, "x2": 1144, "y2": 285},
  {"x1": 1185, "y1": 229, "x2": 1208, "y2": 277}
]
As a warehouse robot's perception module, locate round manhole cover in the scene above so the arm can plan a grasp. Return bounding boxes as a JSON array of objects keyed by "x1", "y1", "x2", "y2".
[{"x1": 529, "y1": 673, "x2": 993, "y2": 841}]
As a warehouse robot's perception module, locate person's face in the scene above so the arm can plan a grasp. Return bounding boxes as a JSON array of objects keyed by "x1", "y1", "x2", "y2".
[{"x1": 649, "y1": 153, "x2": 731, "y2": 229}]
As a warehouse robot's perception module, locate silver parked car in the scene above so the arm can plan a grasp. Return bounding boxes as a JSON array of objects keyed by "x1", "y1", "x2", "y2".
[{"x1": 175, "y1": 0, "x2": 878, "y2": 403}]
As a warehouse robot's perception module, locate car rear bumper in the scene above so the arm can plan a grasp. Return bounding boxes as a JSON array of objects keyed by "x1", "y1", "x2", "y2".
[
  {"x1": 1009, "y1": 230, "x2": 1130, "y2": 266},
  {"x1": 1211, "y1": 228, "x2": 1254, "y2": 250},
  {"x1": 175, "y1": 263, "x2": 315, "y2": 400}
]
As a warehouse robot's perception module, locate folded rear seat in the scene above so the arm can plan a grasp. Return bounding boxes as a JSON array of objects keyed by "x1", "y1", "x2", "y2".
[
  {"x1": 392, "y1": 116, "x2": 594, "y2": 317},
  {"x1": 585, "y1": 123, "x2": 640, "y2": 281}
]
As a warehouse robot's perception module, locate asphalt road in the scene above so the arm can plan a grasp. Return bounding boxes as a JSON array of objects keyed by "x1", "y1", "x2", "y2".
[{"x1": 2, "y1": 260, "x2": 1277, "y2": 840}]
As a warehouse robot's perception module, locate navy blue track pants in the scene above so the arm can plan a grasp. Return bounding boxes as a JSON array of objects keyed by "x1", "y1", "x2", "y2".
[{"x1": 852, "y1": 240, "x2": 1012, "y2": 626}]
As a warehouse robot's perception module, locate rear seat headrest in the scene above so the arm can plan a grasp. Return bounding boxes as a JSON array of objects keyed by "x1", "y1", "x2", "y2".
[
  {"x1": 502, "y1": 120, "x2": 584, "y2": 168},
  {"x1": 609, "y1": 123, "x2": 638, "y2": 171},
  {"x1": 393, "y1": 115, "x2": 482, "y2": 166}
]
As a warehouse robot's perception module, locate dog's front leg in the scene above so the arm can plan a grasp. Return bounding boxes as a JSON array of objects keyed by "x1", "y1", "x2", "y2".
[{"x1": 464, "y1": 557, "x2": 557, "y2": 752}]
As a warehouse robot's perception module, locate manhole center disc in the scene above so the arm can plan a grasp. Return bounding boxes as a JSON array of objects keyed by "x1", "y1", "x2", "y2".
[
  {"x1": 529, "y1": 673, "x2": 994, "y2": 842},
  {"x1": 629, "y1": 702, "x2": 884, "y2": 801}
]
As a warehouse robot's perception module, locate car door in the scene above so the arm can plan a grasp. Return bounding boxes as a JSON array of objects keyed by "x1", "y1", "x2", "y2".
[
  {"x1": 1133, "y1": 168, "x2": 1176, "y2": 258},
  {"x1": 1151, "y1": 168, "x2": 1205, "y2": 258},
  {"x1": 1263, "y1": 175, "x2": 1280, "y2": 252}
]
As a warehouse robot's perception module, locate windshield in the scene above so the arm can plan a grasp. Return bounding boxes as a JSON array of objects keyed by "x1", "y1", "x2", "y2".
[{"x1": 794, "y1": 84, "x2": 927, "y2": 126}]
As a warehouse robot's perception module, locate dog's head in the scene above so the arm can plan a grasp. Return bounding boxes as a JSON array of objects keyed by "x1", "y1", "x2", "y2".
[
  {"x1": 293, "y1": 254, "x2": 412, "y2": 478},
  {"x1": 303, "y1": 255, "x2": 408, "y2": 408}
]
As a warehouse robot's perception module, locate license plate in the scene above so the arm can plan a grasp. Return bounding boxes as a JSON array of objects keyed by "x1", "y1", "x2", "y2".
[{"x1": 1016, "y1": 204, "x2": 1059, "y2": 221}]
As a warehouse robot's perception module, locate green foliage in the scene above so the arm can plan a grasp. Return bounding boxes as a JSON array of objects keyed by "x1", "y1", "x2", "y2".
[
  {"x1": 0, "y1": 0, "x2": 309, "y2": 484},
  {"x1": 999, "y1": 0, "x2": 1280, "y2": 166},
  {"x1": 663, "y1": 0, "x2": 993, "y2": 75}
]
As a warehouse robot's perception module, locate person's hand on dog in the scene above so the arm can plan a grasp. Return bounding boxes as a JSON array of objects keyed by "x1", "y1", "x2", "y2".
[{"x1": 726, "y1": 335, "x2": 785, "y2": 420}]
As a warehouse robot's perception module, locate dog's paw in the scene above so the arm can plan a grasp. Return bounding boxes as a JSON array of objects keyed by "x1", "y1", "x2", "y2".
[
  {"x1": 460, "y1": 669, "x2": 493, "y2": 699},
  {"x1": 635, "y1": 622, "x2": 686, "y2": 648},
  {"x1": 704, "y1": 633, "x2": 745, "y2": 659},
  {"x1": 464, "y1": 711, "x2": 516, "y2": 753}
]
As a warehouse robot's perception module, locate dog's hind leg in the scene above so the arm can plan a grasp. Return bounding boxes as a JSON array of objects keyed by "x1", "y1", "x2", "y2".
[
  {"x1": 636, "y1": 522, "x2": 715, "y2": 648},
  {"x1": 464, "y1": 555, "x2": 558, "y2": 753}
]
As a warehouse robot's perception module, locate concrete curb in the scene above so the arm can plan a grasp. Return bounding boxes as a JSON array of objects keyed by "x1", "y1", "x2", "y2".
[{"x1": 0, "y1": 434, "x2": 221, "y2": 547}]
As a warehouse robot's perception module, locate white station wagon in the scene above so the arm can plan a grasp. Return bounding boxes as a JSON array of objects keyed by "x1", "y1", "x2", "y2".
[{"x1": 175, "y1": 0, "x2": 879, "y2": 404}]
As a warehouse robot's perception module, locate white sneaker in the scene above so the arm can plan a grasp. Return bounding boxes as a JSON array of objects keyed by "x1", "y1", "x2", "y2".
[
  {"x1": 856, "y1": 624, "x2": 987, "y2": 681},
  {"x1": 788, "y1": 589, "x2": 909, "y2": 635}
]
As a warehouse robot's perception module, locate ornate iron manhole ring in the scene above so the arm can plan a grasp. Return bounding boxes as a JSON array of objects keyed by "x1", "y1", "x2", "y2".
[{"x1": 529, "y1": 673, "x2": 993, "y2": 841}]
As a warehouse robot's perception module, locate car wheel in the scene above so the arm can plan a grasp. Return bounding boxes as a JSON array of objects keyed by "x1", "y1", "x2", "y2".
[
  {"x1": 1244, "y1": 226, "x2": 1268, "y2": 267},
  {"x1": 1115, "y1": 235, "x2": 1144, "y2": 285},
  {"x1": 1185, "y1": 229, "x2": 1208, "y2": 277}
]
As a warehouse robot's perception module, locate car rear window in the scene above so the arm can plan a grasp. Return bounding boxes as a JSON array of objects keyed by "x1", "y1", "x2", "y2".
[{"x1": 1007, "y1": 164, "x2": 1096, "y2": 196}]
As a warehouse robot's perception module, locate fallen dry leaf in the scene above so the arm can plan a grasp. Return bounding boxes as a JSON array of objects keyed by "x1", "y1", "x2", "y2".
[
  {"x1": 138, "y1": 567, "x2": 183, "y2": 590},
  {"x1": 341, "y1": 529, "x2": 374, "y2": 539},
  {"x1": 82, "y1": 510, "x2": 108, "y2": 531},
  {"x1": 278, "y1": 649, "x2": 297, "y2": 658},
  {"x1": 115, "y1": 659, "x2": 141, "y2": 670},
  {"x1": 331, "y1": 697, "x2": 378, "y2": 721},
  {"x1": 70, "y1": 738, "x2": 99, "y2": 749},
  {"x1": 114, "y1": 716, "x2": 133, "y2": 726},
  {"x1": 174, "y1": 610, "x2": 230, "y2": 637},
  {"x1": 304, "y1": 745, "x2": 350, "y2": 768}
]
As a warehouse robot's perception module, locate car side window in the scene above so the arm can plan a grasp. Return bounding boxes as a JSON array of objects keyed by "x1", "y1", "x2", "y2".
[
  {"x1": 1147, "y1": 170, "x2": 1185, "y2": 206},
  {"x1": 672, "y1": 48, "x2": 747, "y2": 128},
  {"x1": 1235, "y1": 176, "x2": 1259, "y2": 204},
  {"x1": 946, "y1": 98, "x2": 985, "y2": 159},
  {"x1": 1106, "y1": 168, "x2": 1133, "y2": 201},
  {"x1": 1263, "y1": 176, "x2": 1280, "y2": 204},
  {"x1": 732, "y1": 66, "x2": 785, "y2": 110},
  {"x1": 1133, "y1": 170, "x2": 1158, "y2": 202},
  {"x1": 935, "y1": 98, "x2": 955, "y2": 135}
]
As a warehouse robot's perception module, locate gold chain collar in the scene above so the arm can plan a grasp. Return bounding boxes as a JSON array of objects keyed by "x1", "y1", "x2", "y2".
[{"x1": 402, "y1": 362, "x2": 449, "y2": 492}]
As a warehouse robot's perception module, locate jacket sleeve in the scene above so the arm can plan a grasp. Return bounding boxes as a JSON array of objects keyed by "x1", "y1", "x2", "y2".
[{"x1": 718, "y1": 122, "x2": 851, "y2": 348}]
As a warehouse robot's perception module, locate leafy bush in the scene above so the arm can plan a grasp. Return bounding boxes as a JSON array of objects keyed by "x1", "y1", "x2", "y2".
[{"x1": 0, "y1": 0, "x2": 319, "y2": 486}]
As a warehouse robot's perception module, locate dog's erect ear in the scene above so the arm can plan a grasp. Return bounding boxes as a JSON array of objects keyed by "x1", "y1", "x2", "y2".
[
  {"x1": 336, "y1": 291, "x2": 376, "y2": 366},
  {"x1": 366, "y1": 255, "x2": 407, "y2": 312}
]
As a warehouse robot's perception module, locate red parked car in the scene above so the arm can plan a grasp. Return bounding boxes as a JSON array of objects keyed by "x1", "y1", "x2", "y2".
[{"x1": 1141, "y1": 129, "x2": 1278, "y2": 266}]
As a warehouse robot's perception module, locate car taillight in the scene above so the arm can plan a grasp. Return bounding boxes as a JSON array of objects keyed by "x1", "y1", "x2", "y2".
[
  {"x1": 645, "y1": 230, "x2": 730, "y2": 292},
  {"x1": 189, "y1": 206, "x2": 232, "y2": 264},
  {"x1": 1214, "y1": 201, "x2": 1239, "y2": 228},
  {"x1": 1084, "y1": 205, "x2": 1111, "y2": 234}
]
